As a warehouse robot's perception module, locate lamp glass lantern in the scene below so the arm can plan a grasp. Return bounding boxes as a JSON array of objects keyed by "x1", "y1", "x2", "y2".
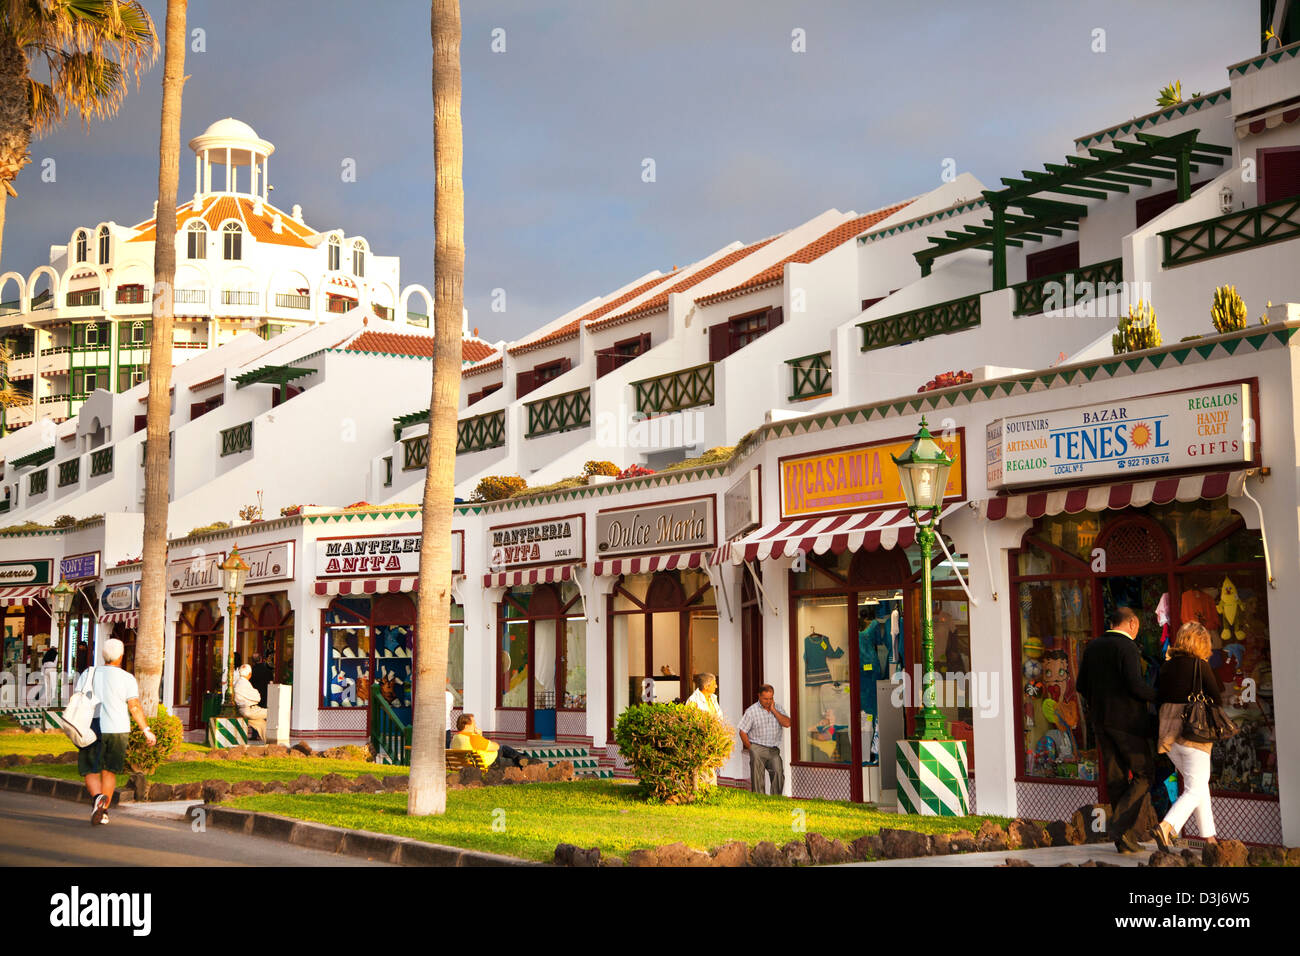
[
  {"x1": 219, "y1": 547, "x2": 251, "y2": 706},
  {"x1": 891, "y1": 417, "x2": 953, "y2": 514},
  {"x1": 48, "y1": 581, "x2": 76, "y2": 707}
]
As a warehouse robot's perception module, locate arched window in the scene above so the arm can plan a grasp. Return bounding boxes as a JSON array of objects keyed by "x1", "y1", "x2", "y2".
[
  {"x1": 327, "y1": 236, "x2": 340, "y2": 271},
  {"x1": 187, "y1": 221, "x2": 207, "y2": 260},
  {"x1": 223, "y1": 222, "x2": 242, "y2": 260},
  {"x1": 97, "y1": 226, "x2": 110, "y2": 265},
  {"x1": 75, "y1": 231, "x2": 88, "y2": 263},
  {"x1": 352, "y1": 240, "x2": 365, "y2": 277}
]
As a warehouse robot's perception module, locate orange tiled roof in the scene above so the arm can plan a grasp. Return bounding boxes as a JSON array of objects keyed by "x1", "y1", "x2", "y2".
[
  {"x1": 694, "y1": 201, "x2": 915, "y2": 306},
  {"x1": 506, "y1": 270, "x2": 682, "y2": 356},
  {"x1": 463, "y1": 356, "x2": 503, "y2": 378},
  {"x1": 344, "y1": 330, "x2": 497, "y2": 365},
  {"x1": 128, "y1": 196, "x2": 317, "y2": 248}
]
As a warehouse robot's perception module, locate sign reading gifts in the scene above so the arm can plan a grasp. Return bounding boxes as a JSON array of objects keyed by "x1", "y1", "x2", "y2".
[
  {"x1": 986, "y1": 381, "x2": 1256, "y2": 489},
  {"x1": 595, "y1": 496, "x2": 715, "y2": 556},
  {"x1": 780, "y1": 432, "x2": 966, "y2": 519},
  {"x1": 488, "y1": 516, "x2": 583, "y2": 570},
  {"x1": 315, "y1": 532, "x2": 464, "y2": 577}
]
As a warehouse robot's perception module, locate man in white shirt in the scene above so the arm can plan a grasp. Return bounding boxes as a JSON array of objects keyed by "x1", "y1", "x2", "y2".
[
  {"x1": 736, "y1": 684, "x2": 791, "y2": 796},
  {"x1": 233, "y1": 664, "x2": 268, "y2": 740},
  {"x1": 76, "y1": 637, "x2": 155, "y2": 826}
]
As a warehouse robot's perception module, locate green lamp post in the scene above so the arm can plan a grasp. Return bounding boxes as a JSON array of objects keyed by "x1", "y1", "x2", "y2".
[
  {"x1": 48, "y1": 580, "x2": 76, "y2": 708},
  {"x1": 219, "y1": 547, "x2": 250, "y2": 712}
]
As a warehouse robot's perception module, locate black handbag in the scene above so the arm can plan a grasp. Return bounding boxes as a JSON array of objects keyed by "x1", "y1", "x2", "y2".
[{"x1": 1181, "y1": 660, "x2": 1237, "y2": 744}]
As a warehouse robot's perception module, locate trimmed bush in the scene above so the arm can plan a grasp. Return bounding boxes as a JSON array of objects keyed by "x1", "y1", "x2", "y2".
[
  {"x1": 473, "y1": 475, "x2": 528, "y2": 501},
  {"x1": 583, "y1": 460, "x2": 620, "y2": 477},
  {"x1": 613, "y1": 703, "x2": 733, "y2": 805},
  {"x1": 126, "y1": 705, "x2": 184, "y2": 776}
]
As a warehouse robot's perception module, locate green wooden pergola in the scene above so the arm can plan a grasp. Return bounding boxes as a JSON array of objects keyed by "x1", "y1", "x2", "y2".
[
  {"x1": 10, "y1": 446, "x2": 55, "y2": 469},
  {"x1": 231, "y1": 364, "x2": 316, "y2": 404},
  {"x1": 392, "y1": 408, "x2": 430, "y2": 441},
  {"x1": 914, "y1": 130, "x2": 1233, "y2": 288}
]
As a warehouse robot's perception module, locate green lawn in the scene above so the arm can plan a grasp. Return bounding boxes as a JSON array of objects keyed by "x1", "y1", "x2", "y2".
[
  {"x1": 7, "y1": 755, "x2": 404, "y2": 784},
  {"x1": 229, "y1": 780, "x2": 1003, "y2": 862},
  {"x1": 0, "y1": 732, "x2": 208, "y2": 757}
]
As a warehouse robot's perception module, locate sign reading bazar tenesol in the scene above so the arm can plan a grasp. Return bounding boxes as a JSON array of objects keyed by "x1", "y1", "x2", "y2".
[
  {"x1": 488, "y1": 516, "x2": 583, "y2": 570},
  {"x1": 595, "y1": 496, "x2": 715, "y2": 557},
  {"x1": 986, "y1": 381, "x2": 1256, "y2": 489},
  {"x1": 315, "y1": 532, "x2": 464, "y2": 577}
]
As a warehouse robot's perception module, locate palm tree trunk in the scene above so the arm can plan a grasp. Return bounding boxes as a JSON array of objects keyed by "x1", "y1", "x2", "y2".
[
  {"x1": 0, "y1": 26, "x2": 34, "y2": 268},
  {"x1": 136, "y1": 0, "x2": 187, "y2": 716},
  {"x1": 408, "y1": 0, "x2": 464, "y2": 816}
]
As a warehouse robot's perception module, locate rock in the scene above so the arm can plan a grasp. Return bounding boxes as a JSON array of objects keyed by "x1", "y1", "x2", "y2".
[
  {"x1": 752, "y1": 841, "x2": 784, "y2": 867},
  {"x1": 554, "y1": 843, "x2": 578, "y2": 866},
  {"x1": 57, "y1": 752, "x2": 79, "y2": 764},
  {"x1": 1247, "y1": 846, "x2": 1286, "y2": 867},
  {"x1": 319, "y1": 773, "x2": 350, "y2": 794},
  {"x1": 626, "y1": 848, "x2": 658, "y2": 867},
  {"x1": 291, "y1": 742, "x2": 314, "y2": 756},
  {"x1": 1286, "y1": 848, "x2": 1300, "y2": 868},
  {"x1": 711, "y1": 840, "x2": 751, "y2": 867},
  {"x1": 548, "y1": 761, "x2": 575, "y2": 782},
  {"x1": 946, "y1": 830, "x2": 977, "y2": 854},
  {"x1": 205, "y1": 749, "x2": 230, "y2": 760},
  {"x1": 657, "y1": 842, "x2": 714, "y2": 867},
  {"x1": 446, "y1": 780, "x2": 463, "y2": 790},
  {"x1": 11, "y1": 755, "x2": 30, "y2": 765},
  {"x1": 288, "y1": 749, "x2": 308, "y2": 759},
  {"x1": 1181, "y1": 849, "x2": 1200, "y2": 866},
  {"x1": 1080, "y1": 860, "x2": 1119, "y2": 867},
  {"x1": 382, "y1": 775, "x2": 409, "y2": 791},
  {"x1": 351, "y1": 774, "x2": 383, "y2": 793},
  {"x1": 1008, "y1": 819, "x2": 1049, "y2": 850},
  {"x1": 1133, "y1": 800, "x2": 1159, "y2": 842},
  {"x1": 601, "y1": 855, "x2": 626, "y2": 867},
  {"x1": 176, "y1": 782, "x2": 204, "y2": 800},
  {"x1": 999, "y1": 858, "x2": 1034, "y2": 867},
  {"x1": 503, "y1": 767, "x2": 527, "y2": 783},
  {"x1": 879, "y1": 828, "x2": 932, "y2": 859},
  {"x1": 1073, "y1": 804, "x2": 1112, "y2": 844},
  {"x1": 230, "y1": 780, "x2": 264, "y2": 796},
  {"x1": 224, "y1": 745, "x2": 248, "y2": 760},
  {"x1": 262, "y1": 781, "x2": 290, "y2": 794},
  {"x1": 242, "y1": 745, "x2": 267, "y2": 758},
  {"x1": 265, "y1": 744, "x2": 290, "y2": 757},
  {"x1": 1148, "y1": 851, "x2": 1187, "y2": 868},
  {"x1": 148, "y1": 783, "x2": 175, "y2": 802},
  {"x1": 806, "y1": 832, "x2": 852, "y2": 865},
  {"x1": 1201, "y1": 840, "x2": 1249, "y2": 867},
  {"x1": 850, "y1": 834, "x2": 882, "y2": 861},
  {"x1": 975, "y1": 820, "x2": 1009, "y2": 852},
  {"x1": 202, "y1": 779, "x2": 231, "y2": 804},
  {"x1": 559, "y1": 845, "x2": 600, "y2": 867},
  {"x1": 292, "y1": 774, "x2": 321, "y2": 793},
  {"x1": 781, "y1": 840, "x2": 811, "y2": 866},
  {"x1": 1045, "y1": 820, "x2": 1077, "y2": 847},
  {"x1": 523, "y1": 762, "x2": 549, "y2": 782},
  {"x1": 33, "y1": 753, "x2": 54, "y2": 762},
  {"x1": 459, "y1": 767, "x2": 483, "y2": 786},
  {"x1": 483, "y1": 766, "x2": 505, "y2": 786},
  {"x1": 131, "y1": 773, "x2": 149, "y2": 801}
]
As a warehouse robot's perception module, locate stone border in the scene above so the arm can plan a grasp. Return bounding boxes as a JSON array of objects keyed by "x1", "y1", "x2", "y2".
[{"x1": 0, "y1": 769, "x2": 133, "y2": 807}]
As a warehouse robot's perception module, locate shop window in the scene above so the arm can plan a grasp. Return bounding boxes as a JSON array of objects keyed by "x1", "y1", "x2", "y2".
[
  {"x1": 175, "y1": 601, "x2": 224, "y2": 728},
  {"x1": 322, "y1": 593, "x2": 415, "y2": 721},
  {"x1": 1259, "y1": 146, "x2": 1300, "y2": 204},
  {"x1": 498, "y1": 583, "x2": 585, "y2": 737}
]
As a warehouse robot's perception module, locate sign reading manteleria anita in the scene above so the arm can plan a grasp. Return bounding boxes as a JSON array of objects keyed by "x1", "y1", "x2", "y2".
[
  {"x1": 780, "y1": 432, "x2": 966, "y2": 519},
  {"x1": 595, "y1": 496, "x2": 715, "y2": 557},
  {"x1": 488, "y1": 516, "x2": 583, "y2": 570},
  {"x1": 315, "y1": 531, "x2": 464, "y2": 577},
  {"x1": 986, "y1": 381, "x2": 1257, "y2": 489}
]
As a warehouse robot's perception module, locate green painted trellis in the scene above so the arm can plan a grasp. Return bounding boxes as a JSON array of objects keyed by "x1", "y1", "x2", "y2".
[
  {"x1": 1012, "y1": 257, "x2": 1123, "y2": 316},
  {"x1": 220, "y1": 421, "x2": 253, "y2": 456},
  {"x1": 786, "y1": 351, "x2": 832, "y2": 400},
  {"x1": 1161, "y1": 195, "x2": 1300, "y2": 267},
  {"x1": 526, "y1": 387, "x2": 591, "y2": 438},
  {"x1": 89, "y1": 447, "x2": 113, "y2": 477},
  {"x1": 859, "y1": 293, "x2": 981, "y2": 351},
  {"x1": 402, "y1": 434, "x2": 429, "y2": 471},
  {"x1": 57, "y1": 459, "x2": 79, "y2": 487},
  {"x1": 632, "y1": 362, "x2": 714, "y2": 415},
  {"x1": 457, "y1": 409, "x2": 505, "y2": 454},
  {"x1": 28, "y1": 469, "x2": 47, "y2": 495}
]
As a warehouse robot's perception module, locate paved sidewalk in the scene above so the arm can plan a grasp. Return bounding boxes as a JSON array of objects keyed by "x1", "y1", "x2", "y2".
[{"x1": 847, "y1": 840, "x2": 1188, "y2": 867}]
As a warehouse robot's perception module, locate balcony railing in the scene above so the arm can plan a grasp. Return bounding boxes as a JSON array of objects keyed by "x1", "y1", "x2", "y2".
[
  {"x1": 406, "y1": 311, "x2": 429, "y2": 327},
  {"x1": 39, "y1": 346, "x2": 70, "y2": 357},
  {"x1": 275, "y1": 293, "x2": 310, "y2": 310},
  {"x1": 115, "y1": 287, "x2": 146, "y2": 305},
  {"x1": 66, "y1": 289, "x2": 101, "y2": 307},
  {"x1": 174, "y1": 288, "x2": 206, "y2": 304},
  {"x1": 457, "y1": 410, "x2": 506, "y2": 455},
  {"x1": 402, "y1": 435, "x2": 429, "y2": 471},
  {"x1": 57, "y1": 458, "x2": 79, "y2": 487},
  {"x1": 1161, "y1": 194, "x2": 1300, "y2": 268},
  {"x1": 1012, "y1": 257, "x2": 1123, "y2": 317},
  {"x1": 786, "y1": 351, "x2": 832, "y2": 401},
  {"x1": 39, "y1": 393, "x2": 70, "y2": 404},
  {"x1": 632, "y1": 362, "x2": 715, "y2": 416},
  {"x1": 221, "y1": 290, "x2": 260, "y2": 306},
  {"x1": 29, "y1": 469, "x2": 47, "y2": 495},
  {"x1": 526, "y1": 387, "x2": 591, "y2": 438},
  {"x1": 220, "y1": 421, "x2": 253, "y2": 456},
  {"x1": 327, "y1": 298, "x2": 356, "y2": 314},
  {"x1": 373, "y1": 305, "x2": 392, "y2": 320},
  {"x1": 90, "y1": 446, "x2": 113, "y2": 477},
  {"x1": 858, "y1": 292, "x2": 982, "y2": 352},
  {"x1": 31, "y1": 297, "x2": 53, "y2": 311}
]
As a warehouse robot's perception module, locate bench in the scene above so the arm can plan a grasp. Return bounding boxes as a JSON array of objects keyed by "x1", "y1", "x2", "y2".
[{"x1": 445, "y1": 749, "x2": 488, "y2": 774}]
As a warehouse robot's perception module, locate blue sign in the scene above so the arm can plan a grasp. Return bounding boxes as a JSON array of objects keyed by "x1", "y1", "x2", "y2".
[
  {"x1": 59, "y1": 552, "x2": 100, "y2": 581},
  {"x1": 101, "y1": 581, "x2": 140, "y2": 613}
]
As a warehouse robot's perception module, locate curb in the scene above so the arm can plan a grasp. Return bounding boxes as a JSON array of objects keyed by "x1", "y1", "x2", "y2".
[
  {"x1": 0, "y1": 770, "x2": 132, "y2": 807},
  {"x1": 188, "y1": 804, "x2": 540, "y2": 867}
]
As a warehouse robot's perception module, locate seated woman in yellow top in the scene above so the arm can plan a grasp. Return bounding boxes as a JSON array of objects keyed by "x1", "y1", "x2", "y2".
[{"x1": 449, "y1": 713, "x2": 529, "y2": 769}]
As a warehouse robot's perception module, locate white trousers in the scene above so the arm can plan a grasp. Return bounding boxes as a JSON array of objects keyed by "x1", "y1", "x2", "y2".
[{"x1": 1163, "y1": 742, "x2": 1216, "y2": 838}]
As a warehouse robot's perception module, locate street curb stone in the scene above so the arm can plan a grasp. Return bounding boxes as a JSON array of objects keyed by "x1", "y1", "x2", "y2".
[{"x1": 0, "y1": 770, "x2": 127, "y2": 805}]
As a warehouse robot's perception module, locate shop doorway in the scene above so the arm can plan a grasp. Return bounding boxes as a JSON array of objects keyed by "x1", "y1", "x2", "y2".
[
  {"x1": 499, "y1": 583, "x2": 587, "y2": 740},
  {"x1": 177, "y1": 604, "x2": 223, "y2": 730}
]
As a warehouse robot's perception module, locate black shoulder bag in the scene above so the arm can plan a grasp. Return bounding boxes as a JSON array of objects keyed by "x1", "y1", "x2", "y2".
[{"x1": 1181, "y1": 659, "x2": 1237, "y2": 744}]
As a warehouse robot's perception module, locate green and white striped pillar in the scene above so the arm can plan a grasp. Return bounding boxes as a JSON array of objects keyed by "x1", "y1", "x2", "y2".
[
  {"x1": 895, "y1": 739, "x2": 970, "y2": 816},
  {"x1": 207, "y1": 716, "x2": 251, "y2": 749}
]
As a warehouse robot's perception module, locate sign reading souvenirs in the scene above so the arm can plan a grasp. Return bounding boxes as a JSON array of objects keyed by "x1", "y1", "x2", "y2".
[
  {"x1": 0, "y1": 559, "x2": 52, "y2": 586},
  {"x1": 315, "y1": 532, "x2": 464, "y2": 577},
  {"x1": 101, "y1": 582, "x2": 140, "y2": 613},
  {"x1": 59, "y1": 551, "x2": 100, "y2": 581},
  {"x1": 595, "y1": 496, "x2": 715, "y2": 556},
  {"x1": 986, "y1": 381, "x2": 1256, "y2": 488},
  {"x1": 725, "y1": 468, "x2": 761, "y2": 539},
  {"x1": 168, "y1": 552, "x2": 222, "y2": 593},
  {"x1": 780, "y1": 432, "x2": 966, "y2": 519},
  {"x1": 488, "y1": 516, "x2": 583, "y2": 570}
]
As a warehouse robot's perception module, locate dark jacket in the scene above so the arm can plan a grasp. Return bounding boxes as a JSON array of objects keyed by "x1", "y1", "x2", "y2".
[
  {"x1": 250, "y1": 662, "x2": 275, "y2": 707},
  {"x1": 1156, "y1": 652, "x2": 1223, "y2": 706},
  {"x1": 1076, "y1": 629, "x2": 1157, "y2": 734}
]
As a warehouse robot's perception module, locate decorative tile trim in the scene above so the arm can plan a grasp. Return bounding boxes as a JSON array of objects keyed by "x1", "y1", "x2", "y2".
[
  {"x1": 1074, "y1": 89, "x2": 1231, "y2": 148},
  {"x1": 859, "y1": 200, "x2": 987, "y2": 244},
  {"x1": 303, "y1": 509, "x2": 422, "y2": 525},
  {"x1": 1227, "y1": 39, "x2": 1300, "y2": 78}
]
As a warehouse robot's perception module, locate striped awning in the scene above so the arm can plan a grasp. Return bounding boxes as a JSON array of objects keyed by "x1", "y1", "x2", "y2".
[
  {"x1": 978, "y1": 470, "x2": 1247, "y2": 521},
  {"x1": 314, "y1": 576, "x2": 418, "y2": 597},
  {"x1": 483, "y1": 564, "x2": 574, "y2": 589},
  {"x1": 1236, "y1": 99, "x2": 1300, "y2": 138},
  {"x1": 720, "y1": 502, "x2": 965, "y2": 565},
  {"x1": 100, "y1": 610, "x2": 140, "y2": 627},
  {"x1": 0, "y1": 585, "x2": 51, "y2": 607},
  {"x1": 592, "y1": 550, "x2": 712, "y2": 577}
]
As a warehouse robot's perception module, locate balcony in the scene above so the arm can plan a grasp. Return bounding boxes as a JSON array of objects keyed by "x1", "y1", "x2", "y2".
[
  {"x1": 174, "y1": 288, "x2": 206, "y2": 304},
  {"x1": 373, "y1": 305, "x2": 392, "y2": 320},
  {"x1": 90, "y1": 446, "x2": 113, "y2": 477},
  {"x1": 457, "y1": 409, "x2": 505, "y2": 455},
  {"x1": 221, "y1": 290, "x2": 260, "y2": 307},
  {"x1": 28, "y1": 469, "x2": 47, "y2": 495},
  {"x1": 220, "y1": 421, "x2": 253, "y2": 456},
  {"x1": 632, "y1": 362, "x2": 715, "y2": 416},
  {"x1": 406, "y1": 311, "x2": 429, "y2": 328},
  {"x1": 274, "y1": 293, "x2": 310, "y2": 310},
  {"x1": 526, "y1": 387, "x2": 591, "y2": 438},
  {"x1": 1160, "y1": 195, "x2": 1300, "y2": 268},
  {"x1": 115, "y1": 287, "x2": 146, "y2": 305},
  {"x1": 327, "y1": 298, "x2": 356, "y2": 314},
  {"x1": 57, "y1": 458, "x2": 79, "y2": 487},
  {"x1": 66, "y1": 289, "x2": 101, "y2": 308},
  {"x1": 858, "y1": 293, "x2": 982, "y2": 352},
  {"x1": 402, "y1": 434, "x2": 428, "y2": 471},
  {"x1": 786, "y1": 351, "x2": 832, "y2": 401},
  {"x1": 1012, "y1": 258, "x2": 1123, "y2": 317}
]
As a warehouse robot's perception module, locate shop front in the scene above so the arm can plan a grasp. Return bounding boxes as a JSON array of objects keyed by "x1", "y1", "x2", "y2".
[
  {"x1": 0, "y1": 557, "x2": 52, "y2": 708},
  {"x1": 99, "y1": 573, "x2": 140, "y2": 673},
  {"x1": 58, "y1": 550, "x2": 101, "y2": 673}
]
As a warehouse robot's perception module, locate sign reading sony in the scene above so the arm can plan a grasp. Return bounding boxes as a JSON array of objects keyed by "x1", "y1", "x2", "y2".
[
  {"x1": 60, "y1": 552, "x2": 100, "y2": 581},
  {"x1": 489, "y1": 516, "x2": 583, "y2": 570},
  {"x1": 987, "y1": 381, "x2": 1255, "y2": 488},
  {"x1": 596, "y1": 496, "x2": 715, "y2": 556}
]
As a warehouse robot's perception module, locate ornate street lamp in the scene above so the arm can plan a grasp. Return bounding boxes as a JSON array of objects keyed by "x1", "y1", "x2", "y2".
[
  {"x1": 48, "y1": 581, "x2": 76, "y2": 708},
  {"x1": 219, "y1": 547, "x2": 250, "y2": 709}
]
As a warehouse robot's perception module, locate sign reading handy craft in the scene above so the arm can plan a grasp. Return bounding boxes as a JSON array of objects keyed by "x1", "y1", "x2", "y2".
[
  {"x1": 986, "y1": 381, "x2": 1255, "y2": 489},
  {"x1": 781, "y1": 432, "x2": 965, "y2": 519}
]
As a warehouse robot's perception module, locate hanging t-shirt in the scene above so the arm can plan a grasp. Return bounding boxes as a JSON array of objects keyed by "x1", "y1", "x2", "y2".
[
  {"x1": 1181, "y1": 589, "x2": 1220, "y2": 630},
  {"x1": 803, "y1": 633, "x2": 844, "y2": 685},
  {"x1": 858, "y1": 621, "x2": 891, "y2": 717}
]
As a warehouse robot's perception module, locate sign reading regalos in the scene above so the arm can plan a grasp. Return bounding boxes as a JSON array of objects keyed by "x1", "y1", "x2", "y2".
[
  {"x1": 986, "y1": 381, "x2": 1257, "y2": 489},
  {"x1": 315, "y1": 531, "x2": 464, "y2": 577},
  {"x1": 595, "y1": 496, "x2": 715, "y2": 557},
  {"x1": 488, "y1": 516, "x2": 583, "y2": 570},
  {"x1": 780, "y1": 432, "x2": 966, "y2": 519}
]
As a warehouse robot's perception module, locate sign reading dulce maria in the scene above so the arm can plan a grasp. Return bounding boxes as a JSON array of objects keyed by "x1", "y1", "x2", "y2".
[
  {"x1": 489, "y1": 516, "x2": 583, "y2": 570},
  {"x1": 0, "y1": 559, "x2": 52, "y2": 586},
  {"x1": 168, "y1": 553, "x2": 221, "y2": 593},
  {"x1": 986, "y1": 382, "x2": 1256, "y2": 489},
  {"x1": 780, "y1": 432, "x2": 965, "y2": 519},
  {"x1": 101, "y1": 582, "x2": 140, "y2": 612},
  {"x1": 316, "y1": 532, "x2": 464, "y2": 577},
  {"x1": 595, "y1": 496, "x2": 715, "y2": 557},
  {"x1": 60, "y1": 552, "x2": 100, "y2": 581}
]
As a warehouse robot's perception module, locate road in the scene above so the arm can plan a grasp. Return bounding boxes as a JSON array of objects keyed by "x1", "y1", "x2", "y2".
[{"x1": 0, "y1": 790, "x2": 392, "y2": 867}]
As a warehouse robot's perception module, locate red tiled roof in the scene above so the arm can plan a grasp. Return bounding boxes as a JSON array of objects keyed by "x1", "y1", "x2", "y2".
[
  {"x1": 694, "y1": 201, "x2": 915, "y2": 306},
  {"x1": 129, "y1": 196, "x2": 317, "y2": 248},
  {"x1": 344, "y1": 330, "x2": 496, "y2": 365},
  {"x1": 507, "y1": 271, "x2": 682, "y2": 356},
  {"x1": 463, "y1": 356, "x2": 503, "y2": 378},
  {"x1": 189, "y1": 374, "x2": 225, "y2": 392}
]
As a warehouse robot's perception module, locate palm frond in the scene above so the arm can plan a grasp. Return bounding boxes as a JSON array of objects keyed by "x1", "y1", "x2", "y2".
[
  {"x1": 27, "y1": 78, "x2": 62, "y2": 136},
  {"x1": 50, "y1": 48, "x2": 127, "y2": 126}
]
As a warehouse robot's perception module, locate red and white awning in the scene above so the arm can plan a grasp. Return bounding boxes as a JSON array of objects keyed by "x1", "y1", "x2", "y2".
[
  {"x1": 720, "y1": 503, "x2": 965, "y2": 565},
  {"x1": 100, "y1": 610, "x2": 140, "y2": 627},
  {"x1": 314, "y1": 576, "x2": 418, "y2": 597},
  {"x1": 978, "y1": 470, "x2": 1247, "y2": 521},
  {"x1": 1236, "y1": 100, "x2": 1300, "y2": 138},
  {"x1": 593, "y1": 550, "x2": 712, "y2": 577},
  {"x1": 483, "y1": 564, "x2": 574, "y2": 589},
  {"x1": 0, "y1": 585, "x2": 51, "y2": 607}
]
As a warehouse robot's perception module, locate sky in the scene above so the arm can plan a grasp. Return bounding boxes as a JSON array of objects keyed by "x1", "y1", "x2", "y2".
[{"x1": 5, "y1": 0, "x2": 1258, "y2": 342}]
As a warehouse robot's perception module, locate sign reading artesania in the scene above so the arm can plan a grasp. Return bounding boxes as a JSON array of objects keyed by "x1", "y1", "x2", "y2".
[
  {"x1": 488, "y1": 516, "x2": 583, "y2": 570},
  {"x1": 315, "y1": 532, "x2": 464, "y2": 577},
  {"x1": 0, "y1": 559, "x2": 52, "y2": 586},
  {"x1": 986, "y1": 382, "x2": 1256, "y2": 488},
  {"x1": 595, "y1": 496, "x2": 715, "y2": 556}
]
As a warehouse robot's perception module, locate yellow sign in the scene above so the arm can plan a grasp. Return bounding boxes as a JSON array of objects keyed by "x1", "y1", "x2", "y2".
[{"x1": 780, "y1": 432, "x2": 965, "y2": 518}]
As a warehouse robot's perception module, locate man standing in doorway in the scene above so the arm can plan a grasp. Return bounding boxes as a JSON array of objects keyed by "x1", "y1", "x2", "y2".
[
  {"x1": 737, "y1": 684, "x2": 791, "y2": 796},
  {"x1": 1076, "y1": 606, "x2": 1157, "y2": 854}
]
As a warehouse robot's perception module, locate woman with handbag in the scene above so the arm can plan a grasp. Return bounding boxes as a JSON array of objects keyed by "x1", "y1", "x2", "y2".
[{"x1": 1152, "y1": 621, "x2": 1228, "y2": 850}]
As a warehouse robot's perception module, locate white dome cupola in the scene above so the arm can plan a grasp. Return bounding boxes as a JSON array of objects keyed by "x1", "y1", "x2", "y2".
[{"x1": 188, "y1": 117, "x2": 275, "y2": 201}]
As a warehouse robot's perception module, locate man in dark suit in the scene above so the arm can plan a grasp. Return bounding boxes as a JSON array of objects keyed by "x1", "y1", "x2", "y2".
[
  {"x1": 1076, "y1": 606, "x2": 1157, "y2": 854},
  {"x1": 250, "y1": 653, "x2": 275, "y2": 708}
]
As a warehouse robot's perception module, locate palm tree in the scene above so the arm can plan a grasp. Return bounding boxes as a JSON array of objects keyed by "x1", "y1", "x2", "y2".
[
  {"x1": 135, "y1": 0, "x2": 185, "y2": 717},
  {"x1": 0, "y1": 339, "x2": 32, "y2": 436},
  {"x1": 408, "y1": 0, "x2": 464, "y2": 816},
  {"x1": 0, "y1": 1, "x2": 157, "y2": 266}
]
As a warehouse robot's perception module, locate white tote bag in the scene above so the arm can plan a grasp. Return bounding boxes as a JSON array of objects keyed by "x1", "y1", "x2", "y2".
[{"x1": 57, "y1": 666, "x2": 98, "y2": 748}]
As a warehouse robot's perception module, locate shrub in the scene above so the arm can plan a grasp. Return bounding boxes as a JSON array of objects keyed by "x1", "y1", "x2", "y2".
[
  {"x1": 616, "y1": 464, "x2": 655, "y2": 480},
  {"x1": 473, "y1": 475, "x2": 527, "y2": 501},
  {"x1": 583, "y1": 460, "x2": 620, "y2": 477},
  {"x1": 1112, "y1": 300, "x2": 1161, "y2": 354},
  {"x1": 186, "y1": 521, "x2": 230, "y2": 537},
  {"x1": 613, "y1": 703, "x2": 734, "y2": 805},
  {"x1": 660, "y1": 446, "x2": 735, "y2": 473},
  {"x1": 1211, "y1": 285, "x2": 1247, "y2": 333},
  {"x1": 53, "y1": 514, "x2": 77, "y2": 528},
  {"x1": 511, "y1": 476, "x2": 587, "y2": 497},
  {"x1": 126, "y1": 705, "x2": 184, "y2": 776}
]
